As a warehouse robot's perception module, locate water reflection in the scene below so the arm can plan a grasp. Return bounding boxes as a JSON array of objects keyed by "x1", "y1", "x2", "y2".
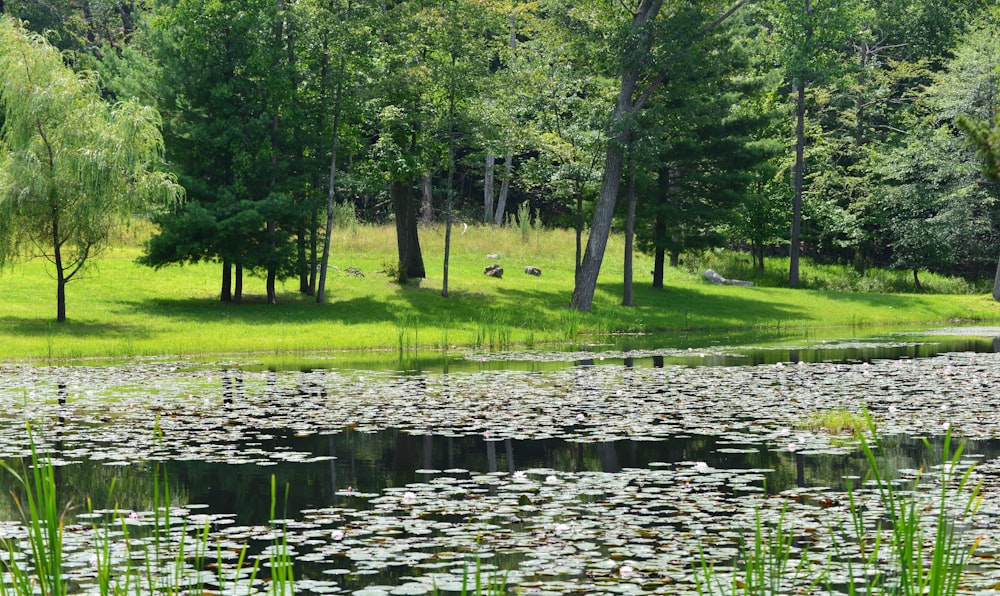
[
  {"x1": 0, "y1": 430, "x2": 991, "y2": 529},
  {"x1": 242, "y1": 331, "x2": 1000, "y2": 373}
]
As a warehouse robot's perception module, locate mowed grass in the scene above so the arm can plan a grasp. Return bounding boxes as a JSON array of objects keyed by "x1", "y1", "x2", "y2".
[{"x1": 2, "y1": 224, "x2": 999, "y2": 361}]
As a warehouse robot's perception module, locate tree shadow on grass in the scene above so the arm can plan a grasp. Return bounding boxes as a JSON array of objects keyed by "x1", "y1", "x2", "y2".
[
  {"x1": 0, "y1": 316, "x2": 151, "y2": 339},
  {"x1": 117, "y1": 294, "x2": 402, "y2": 326}
]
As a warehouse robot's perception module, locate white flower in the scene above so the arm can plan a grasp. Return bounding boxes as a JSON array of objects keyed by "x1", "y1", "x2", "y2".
[
  {"x1": 553, "y1": 523, "x2": 570, "y2": 535},
  {"x1": 545, "y1": 475, "x2": 559, "y2": 484},
  {"x1": 331, "y1": 529, "x2": 345, "y2": 540},
  {"x1": 402, "y1": 491, "x2": 417, "y2": 504},
  {"x1": 694, "y1": 461, "x2": 709, "y2": 472}
]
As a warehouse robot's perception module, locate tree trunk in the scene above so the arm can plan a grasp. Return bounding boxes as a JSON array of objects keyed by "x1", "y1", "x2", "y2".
[
  {"x1": 118, "y1": 0, "x2": 135, "y2": 41},
  {"x1": 298, "y1": 205, "x2": 310, "y2": 294},
  {"x1": 484, "y1": 152, "x2": 495, "y2": 223},
  {"x1": 913, "y1": 268, "x2": 922, "y2": 292},
  {"x1": 390, "y1": 178, "x2": 426, "y2": 279},
  {"x1": 308, "y1": 207, "x2": 318, "y2": 294},
  {"x1": 221, "y1": 260, "x2": 232, "y2": 302},
  {"x1": 993, "y1": 253, "x2": 1000, "y2": 301},
  {"x1": 652, "y1": 247, "x2": 665, "y2": 289},
  {"x1": 317, "y1": 0, "x2": 350, "y2": 304},
  {"x1": 493, "y1": 153, "x2": 513, "y2": 225},
  {"x1": 235, "y1": 263, "x2": 243, "y2": 303},
  {"x1": 575, "y1": 192, "x2": 583, "y2": 280},
  {"x1": 443, "y1": 60, "x2": 456, "y2": 298},
  {"x1": 669, "y1": 250, "x2": 680, "y2": 267},
  {"x1": 623, "y1": 160, "x2": 636, "y2": 307},
  {"x1": 571, "y1": 0, "x2": 663, "y2": 312},
  {"x1": 789, "y1": 78, "x2": 805, "y2": 287},
  {"x1": 572, "y1": 127, "x2": 628, "y2": 311},
  {"x1": 420, "y1": 173, "x2": 433, "y2": 226}
]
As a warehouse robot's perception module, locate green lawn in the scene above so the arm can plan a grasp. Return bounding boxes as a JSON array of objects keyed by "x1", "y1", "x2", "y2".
[{"x1": 3, "y1": 224, "x2": 998, "y2": 362}]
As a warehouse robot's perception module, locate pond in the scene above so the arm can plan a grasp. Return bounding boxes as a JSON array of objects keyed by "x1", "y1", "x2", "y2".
[{"x1": 3, "y1": 326, "x2": 1000, "y2": 594}]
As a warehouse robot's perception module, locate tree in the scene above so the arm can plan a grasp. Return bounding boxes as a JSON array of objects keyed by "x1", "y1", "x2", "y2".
[
  {"x1": 144, "y1": 0, "x2": 303, "y2": 303},
  {"x1": 761, "y1": 0, "x2": 863, "y2": 287},
  {"x1": 570, "y1": 0, "x2": 747, "y2": 312},
  {"x1": 0, "y1": 16, "x2": 180, "y2": 321}
]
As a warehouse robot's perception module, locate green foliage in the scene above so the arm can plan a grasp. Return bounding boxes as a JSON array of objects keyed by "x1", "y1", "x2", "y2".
[{"x1": 0, "y1": 16, "x2": 181, "y2": 321}]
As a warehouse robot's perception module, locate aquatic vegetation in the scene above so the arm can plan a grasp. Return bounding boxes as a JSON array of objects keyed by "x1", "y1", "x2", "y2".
[
  {"x1": 799, "y1": 409, "x2": 867, "y2": 434},
  {"x1": 0, "y1": 336, "x2": 998, "y2": 593}
]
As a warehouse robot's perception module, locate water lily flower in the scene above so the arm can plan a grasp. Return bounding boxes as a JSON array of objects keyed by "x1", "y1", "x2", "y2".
[
  {"x1": 128, "y1": 510, "x2": 139, "y2": 520},
  {"x1": 402, "y1": 491, "x2": 417, "y2": 504},
  {"x1": 619, "y1": 565, "x2": 636, "y2": 578},
  {"x1": 331, "y1": 529, "x2": 345, "y2": 540},
  {"x1": 512, "y1": 471, "x2": 527, "y2": 480},
  {"x1": 553, "y1": 523, "x2": 570, "y2": 535},
  {"x1": 694, "y1": 461, "x2": 709, "y2": 472},
  {"x1": 787, "y1": 443, "x2": 798, "y2": 452},
  {"x1": 545, "y1": 475, "x2": 559, "y2": 484}
]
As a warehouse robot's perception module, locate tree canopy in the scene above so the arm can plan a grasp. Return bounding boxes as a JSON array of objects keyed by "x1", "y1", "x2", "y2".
[{"x1": 0, "y1": 15, "x2": 180, "y2": 321}]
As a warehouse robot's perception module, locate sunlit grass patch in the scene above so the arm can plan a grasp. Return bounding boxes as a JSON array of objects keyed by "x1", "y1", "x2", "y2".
[{"x1": 799, "y1": 409, "x2": 868, "y2": 434}]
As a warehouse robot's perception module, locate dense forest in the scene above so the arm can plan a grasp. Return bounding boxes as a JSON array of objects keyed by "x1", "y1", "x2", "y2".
[{"x1": 1, "y1": 0, "x2": 999, "y2": 315}]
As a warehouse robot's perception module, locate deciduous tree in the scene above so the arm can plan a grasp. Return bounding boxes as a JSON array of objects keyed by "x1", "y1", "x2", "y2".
[{"x1": 0, "y1": 16, "x2": 180, "y2": 321}]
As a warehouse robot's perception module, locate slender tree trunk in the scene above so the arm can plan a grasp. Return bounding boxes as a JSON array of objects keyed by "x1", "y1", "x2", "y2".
[
  {"x1": 575, "y1": 192, "x2": 583, "y2": 280},
  {"x1": 391, "y1": 178, "x2": 426, "y2": 279},
  {"x1": 443, "y1": 54, "x2": 456, "y2": 298},
  {"x1": 298, "y1": 202, "x2": 310, "y2": 294},
  {"x1": 308, "y1": 207, "x2": 318, "y2": 294},
  {"x1": 669, "y1": 250, "x2": 680, "y2": 267},
  {"x1": 484, "y1": 152, "x2": 495, "y2": 223},
  {"x1": 913, "y1": 268, "x2": 922, "y2": 292},
  {"x1": 317, "y1": 63, "x2": 345, "y2": 303},
  {"x1": 789, "y1": 78, "x2": 805, "y2": 287},
  {"x1": 493, "y1": 153, "x2": 512, "y2": 225},
  {"x1": 652, "y1": 166, "x2": 669, "y2": 289},
  {"x1": 221, "y1": 260, "x2": 232, "y2": 302},
  {"x1": 235, "y1": 263, "x2": 243, "y2": 304},
  {"x1": 623, "y1": 160, "x2": 636, "y2": 307},
  {"x1": 856, "y1": 38, "x2": 869, "y2": 148},
  {"x1": 993, "y1": 253, "x2": 1000, "y2": 302},
  {"x1": 266, "y1": 260, "x2": 277, "y2": 304},
  {"x1": 653, "y1": 247, "x2": 665, "y2": 289},
  {"x1": 420, "y1": 173, "x2": 433, "y2": 226}
]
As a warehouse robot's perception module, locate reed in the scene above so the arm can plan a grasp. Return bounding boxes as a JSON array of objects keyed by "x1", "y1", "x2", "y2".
[{"x1": 697, "y1": 415, "x2": 983, "y2": 595}]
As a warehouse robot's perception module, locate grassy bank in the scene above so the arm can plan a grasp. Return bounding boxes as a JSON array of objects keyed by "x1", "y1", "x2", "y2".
[{"x1": 2, "y1": 224, "x2": 999, "y2": 361}]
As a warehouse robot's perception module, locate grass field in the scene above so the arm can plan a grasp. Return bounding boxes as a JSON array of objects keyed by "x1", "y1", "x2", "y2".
[{"x1": 2, "y1": 224, "x2": 999, "y2": 362}]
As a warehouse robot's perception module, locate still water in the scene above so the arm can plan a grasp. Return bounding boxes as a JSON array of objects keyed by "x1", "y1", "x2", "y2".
[{"x1": 2, "y1": 327, "x2": 1000, "y2": 594}]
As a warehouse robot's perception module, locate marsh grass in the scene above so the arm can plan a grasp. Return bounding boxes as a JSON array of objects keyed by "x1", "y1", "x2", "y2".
[
  {"x1": 0, "y1": 428, "x2": 67, "y2": 596},
  {"x1": 0, "y1": 430, "x2": 295, "y2": 596},
  {"x1": 3, "y1": 224, "x2": 999, "y2": 361},
  {"x1": 800, "y1": 409, "x2": 868, "y2": 434},
  {"x1": 842, "y1": 415, "x2": 983, "y2": 596},
  {"x1": 697, "y1": 415, "x2": 983, "y2": 596},
  {"x1": 697, "y1": 501, "x2": 817, "y2": 595}
]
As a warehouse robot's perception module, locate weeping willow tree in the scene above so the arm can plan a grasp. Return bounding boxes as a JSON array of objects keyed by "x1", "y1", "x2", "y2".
[{"x1": 0, "y1": 16, "x2": 181, "y2": 322}]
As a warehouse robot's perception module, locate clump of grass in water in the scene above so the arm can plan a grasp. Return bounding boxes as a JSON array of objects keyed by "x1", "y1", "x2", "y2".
[{"x1": 800, "y1": 409, "x2": 867, "y2": 434}]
